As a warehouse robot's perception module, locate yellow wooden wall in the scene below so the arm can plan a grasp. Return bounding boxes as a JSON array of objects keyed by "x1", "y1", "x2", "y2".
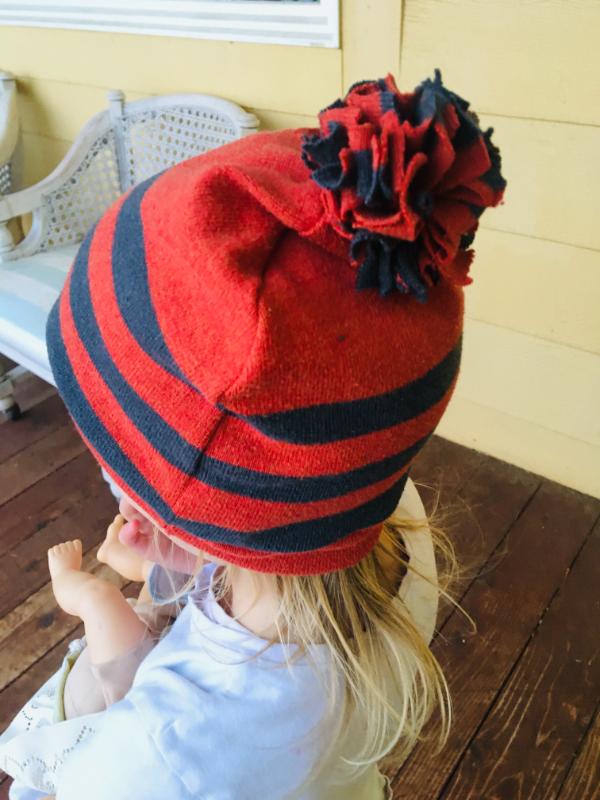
[{"x1": 0, "y1": 0, "x2": 598, "y2": 497}]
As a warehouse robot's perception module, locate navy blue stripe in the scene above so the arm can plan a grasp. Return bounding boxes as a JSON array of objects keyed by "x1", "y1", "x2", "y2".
[
  {"x1": 69, "y1": 222, "x2": 205, "y2": 475},
  {"x1": 111, "y1": 171, "x2": 195, "y2": 388},
  {"x1": 207, "y1": 431, "x2": 428, "y2": 502},
  {"x1": 225, "y1": 335, "x2": 462, "y2": 444},
  {"x1": 46, "y1": 298, "x2": 411, "y2": 554}
]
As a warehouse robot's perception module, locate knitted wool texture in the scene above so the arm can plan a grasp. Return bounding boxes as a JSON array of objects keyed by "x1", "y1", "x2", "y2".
[{"x1": 46, "y1": 72, "x2": 506, "y2": 575}]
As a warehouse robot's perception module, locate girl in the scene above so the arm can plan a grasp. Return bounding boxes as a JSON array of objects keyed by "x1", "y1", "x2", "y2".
[
  {"x1": 1, "y1": 483, "x2": 450, "y2": 800},
  {"x1": 0, "y1": 69, "x2": 506, "y2": 799}
]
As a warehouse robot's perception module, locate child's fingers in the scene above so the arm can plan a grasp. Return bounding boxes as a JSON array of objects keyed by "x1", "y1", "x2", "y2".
[
  {"x1": 118, "y1": 517, "x2": 145, "y2": 550},
  {"x1": 119, "y1": 519, "x2": 199, "y2": 574},
  {"x1": 119, "y1": 518, "x2": 163, "y2": 562}
]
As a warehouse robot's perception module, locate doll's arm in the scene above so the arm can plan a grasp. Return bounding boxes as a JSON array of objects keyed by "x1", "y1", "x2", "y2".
[
  {"x1": 94, "y1": 516, "x2": 177, "y2": 638},
  {"x1": 97, "y1": 514, "x2": 195, "y2": 627},
  {"x1": 48, "y1": 541, "x2": 149, "y2": 666}
]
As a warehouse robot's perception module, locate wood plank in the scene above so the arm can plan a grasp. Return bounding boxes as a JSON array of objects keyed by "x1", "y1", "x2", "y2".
[
  {"x1": 457, "y1": 317, "x2": 600, "y2": 450},
  {"x1": 413, "y1": 440, "x2": 540, "y2": 628},
  {"x1": 0, "y1": 452, "x2": 104, "y2": 558},
  {"x1": 1, "y1": 27, "x2": 341, "y2": 117},
  {"x1": 473, "y1": 113, "x2": 600, "y2": 252},
  {"x1": 389, "y1": 480, "x2": 600, "y2": 797},
  {"x1": 436, "y1": 460, "x2": 537, "y2": 624},
  {"x1": 380, "y1": 435, "x2": 542, "y2": 761},
  {"x1": 409, "y1": 436, "x2": 497, "y2": 626},
  {"x1": 400, "y1": 0, "x2": 600, "y2": 126},
  {"x1": 0, "y1": 393, "x2": 67, "y2": 464},
  {"x1": 410, "y1": 435, "x2": 487, "y2": 515},
  {"x1": 0, "y1": 418, "x2": 593, "y2": 800},
  {"x1": 0, "y1": 482, "x2": 117, "y2": 619},
  {"x1": 0, "y1": 356, "x2": 16, "y2": 373},
  {"x1": 440, "y1": 516, "x2": 600, "y2": 799},
  {"x1": 12, "y1": 375, "x2": 57, "y2": 416},
  {"x1": 1, "y1": 360, "x2": 55, "y2": 421},
  {"x1": 466, "y1": 229, "x2": 600, "y2": 356},
  {"x1": 342, "y1": 0, "x2": 401, "y2": 89},
  {"x1": 557, "y1": 705, "x2": 600, "y2": 800},
  {"x1": 438, "y1": 395, "x2": 600, "y2": 500},
  {"x1": 0, "y1": 422, "x2": 87, "y2": 507}
]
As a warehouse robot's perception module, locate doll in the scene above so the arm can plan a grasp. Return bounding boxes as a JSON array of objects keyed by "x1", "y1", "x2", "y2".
[
  {"x1": 52, "y1": 494, "x2": 203, "y2": 720},
  {"x1": 50, "y1": 517, "x2": 160, "y2": 719},
  {"x1": 0, "y1": 498, "x2": 200, "y2": 799}
]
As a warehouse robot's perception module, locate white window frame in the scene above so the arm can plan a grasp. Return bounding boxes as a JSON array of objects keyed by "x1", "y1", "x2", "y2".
[{"x1": 0, "y1": 0, "x2": 339, "y2": 48}]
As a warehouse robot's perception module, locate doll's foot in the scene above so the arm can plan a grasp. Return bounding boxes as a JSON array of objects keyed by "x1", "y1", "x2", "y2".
[
  {"x1": 48, "y1": 539, "x2": 83, "y2": 577},
  {"x1": 48, "y1": 540, "x2": 89, "y2": 615},
  {"x1": 97, "y1": 514, "x2": 124, "y2": 564}
]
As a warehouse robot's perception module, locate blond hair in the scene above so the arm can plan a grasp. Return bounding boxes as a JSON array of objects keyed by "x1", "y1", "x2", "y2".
[{"x1": 149, "y1": 478, "x2": 475, "y2": 788}]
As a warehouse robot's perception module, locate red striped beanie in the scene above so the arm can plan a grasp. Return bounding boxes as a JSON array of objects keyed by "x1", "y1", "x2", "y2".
[{"x1": 46, "y1": 70, "x2": 506, "y2": 575}]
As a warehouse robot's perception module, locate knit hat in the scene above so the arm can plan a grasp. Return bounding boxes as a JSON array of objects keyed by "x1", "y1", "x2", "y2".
[{"x1": 46, "y1": 70, "x2": 506, "y2": 575}]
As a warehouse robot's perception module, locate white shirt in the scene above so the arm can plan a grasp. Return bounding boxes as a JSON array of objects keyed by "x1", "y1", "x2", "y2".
[{"x1": 54, "y1": 562, "x2": 390, "y2": 800}]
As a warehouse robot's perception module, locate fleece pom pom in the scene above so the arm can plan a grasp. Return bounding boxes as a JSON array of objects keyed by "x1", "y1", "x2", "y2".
[{"x1": 301, "y1": 69, "x2": 507, "y2": 302}]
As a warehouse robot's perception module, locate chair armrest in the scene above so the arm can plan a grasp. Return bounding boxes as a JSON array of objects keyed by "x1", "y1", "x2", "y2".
[
  {"x1": 0, "y1": 180, "x2": 51, "y2": 222},
  {"x1": 0, "y1": 107, "x2": 113, "y2": 223}
]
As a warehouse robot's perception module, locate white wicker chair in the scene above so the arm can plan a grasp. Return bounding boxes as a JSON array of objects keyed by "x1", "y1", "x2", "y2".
[
  {"x1": 0, "y1": 69, "x2": 25, "y2": 418},
  {"x1": 0, "y1": 86, "x2": 259, "y2": 420}
]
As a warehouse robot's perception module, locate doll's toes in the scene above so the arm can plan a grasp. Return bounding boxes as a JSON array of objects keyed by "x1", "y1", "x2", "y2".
[
  {"x1": 48, "y1": 540, "x2": 83, "y2": 575},
  {"x1": 100, "y1": 515, "x2": 125, "y2": 555},
  {"x1": 98, "y1": 517, "x2": 125, "y2": 563},
  {"x1": 106, "y1": 514, "x2": 125, "y2": 541}
]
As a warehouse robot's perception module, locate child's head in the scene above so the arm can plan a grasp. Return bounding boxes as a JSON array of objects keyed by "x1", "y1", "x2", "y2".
[{"x1": 46, "y1": 70, "x2": 504, "y2": 778}]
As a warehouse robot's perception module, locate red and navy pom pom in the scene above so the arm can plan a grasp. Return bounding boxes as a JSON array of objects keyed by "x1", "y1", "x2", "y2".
[{"x1": 301, "y1": 69, "x2": 507, "y2": 303}]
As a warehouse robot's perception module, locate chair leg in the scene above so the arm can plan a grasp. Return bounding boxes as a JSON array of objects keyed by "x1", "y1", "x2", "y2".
[{"x1": 0, "y1": 363, "x2": 22, "y2": 422}]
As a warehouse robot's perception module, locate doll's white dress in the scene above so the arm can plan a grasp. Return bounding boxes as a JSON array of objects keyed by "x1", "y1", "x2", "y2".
[
  {"x1": 0, "y1": 562, "x2": 394, "y2": 800},
  {"x1": 0, "y1": 634, "x2": 98, "y2": 798}
]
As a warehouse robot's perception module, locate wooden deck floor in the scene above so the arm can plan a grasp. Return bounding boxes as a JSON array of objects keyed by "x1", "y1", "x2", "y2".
[{"x1": 0, "y1": 370, "x2": 598, "y2": 800}]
